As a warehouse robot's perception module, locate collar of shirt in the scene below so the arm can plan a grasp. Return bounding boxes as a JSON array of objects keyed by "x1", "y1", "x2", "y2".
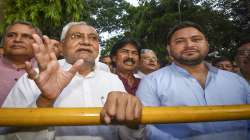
[
  {"x1": 59, "y1": 59, "x2": 96, "y2": 79},
  {"x1": 134, "y1": 70, "x2": 146, "y2": 79},
  {"x1": 0, "y1": 55, "x2": 36, "y2": 71},
  {"x1": 171, "y1": 62, "x2": 218, "y2": 77}
]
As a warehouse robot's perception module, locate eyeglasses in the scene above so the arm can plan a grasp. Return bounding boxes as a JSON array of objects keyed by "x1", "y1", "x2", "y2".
[{"x1": 68, "y1": 32, "x2": 99, "y2": 42}]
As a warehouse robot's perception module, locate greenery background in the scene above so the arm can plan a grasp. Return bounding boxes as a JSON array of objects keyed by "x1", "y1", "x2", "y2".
[{"x1": 0, "y1": 0, "x2": 249, "y2": 64}]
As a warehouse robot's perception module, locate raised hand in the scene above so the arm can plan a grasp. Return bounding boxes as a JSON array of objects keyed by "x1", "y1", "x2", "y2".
[
  {"x1": 100, "y1": 92, "x2": 142, "y2": 124},
  {"x1": 25, "y1": 34, "x2": 83, "y2": 107}
]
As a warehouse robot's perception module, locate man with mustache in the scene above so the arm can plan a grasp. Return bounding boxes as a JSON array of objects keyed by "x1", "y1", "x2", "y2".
[
  {"x1": 235, "y1": 38, "x2": 250, "y2": 84},
  {"x1": 136, "y1": 21, "x2": 250, "y2": 140},
  {"x1": 134, "y1": 49, "x2": 160, "y2": 79},
  {"x1": 2, "y1": 22, "x2": 144, "y2": 140},
  {"x1": 0, "y1": 21, "x2": 42, "y2": 106},
  {"x1": 110, "y1": 38, "x2": 141, "y2": 95}
]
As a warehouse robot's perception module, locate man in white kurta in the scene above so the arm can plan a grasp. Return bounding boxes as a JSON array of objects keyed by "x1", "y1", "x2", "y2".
[
  {"x1": 1, "y1": 21, "x2": 144, "y2": 140},
  {"x1": 2, "y1": 59, "x2": 126, "y2": 140}
]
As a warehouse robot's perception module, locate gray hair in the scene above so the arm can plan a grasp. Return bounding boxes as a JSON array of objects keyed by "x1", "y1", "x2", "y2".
[
  {"x1": 60, "y1": 21, "x2": 88, "y2": 41},
  {"x1": 140, "y1": 49, "x2": 155, "y2": 55}
]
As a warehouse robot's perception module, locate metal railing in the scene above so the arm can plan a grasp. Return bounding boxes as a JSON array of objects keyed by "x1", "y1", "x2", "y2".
[{"x1": 0, "y1": 104, "x2": 250, "y2": 126}]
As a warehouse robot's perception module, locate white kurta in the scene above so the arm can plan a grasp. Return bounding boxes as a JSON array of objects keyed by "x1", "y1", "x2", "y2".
[{"x1": 2, "y1": 59, "x2": 128, "y2": 140}]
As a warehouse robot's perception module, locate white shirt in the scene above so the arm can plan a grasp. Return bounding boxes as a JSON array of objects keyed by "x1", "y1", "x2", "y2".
[
  {"x1": 2, "y1": 59, "x2": 126, "y2": 140},
  {"x1": 134, "y1": 71, "x2": 146, "y2": 79},
  {"x1": 96, "y1": 61, "x2": 110, "y2": 72}
]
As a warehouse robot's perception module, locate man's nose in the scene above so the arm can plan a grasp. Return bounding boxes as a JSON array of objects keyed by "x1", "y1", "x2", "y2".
[
  {"x1": 186, "y1": 39, "x2": 195, "y2": 48},
  {"x1": 80, "y1": 36, "x2": 91, "y2": 45},
  {"x1": 127, "y1": 51, "x2": 134, "y2": 58},
  {"x1": 14, "y1": 34, "x2": 22, "y2": 42}
]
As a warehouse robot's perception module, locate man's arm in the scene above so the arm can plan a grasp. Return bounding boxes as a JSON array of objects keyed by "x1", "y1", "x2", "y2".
[{"x1": 24, "y1": 34, "x2": 83, "y2": 107}]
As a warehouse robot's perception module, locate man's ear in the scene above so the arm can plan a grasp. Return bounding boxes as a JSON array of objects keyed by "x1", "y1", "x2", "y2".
[
  {"x1": 166, "y1": 45, "x2": 171, "y2": 56},
  {"x1": 59, "y1": 41, "x2": 64, "y2": 55},
  {"x1": 111, "y1": 55, "x2": 116, "y2": 63}
]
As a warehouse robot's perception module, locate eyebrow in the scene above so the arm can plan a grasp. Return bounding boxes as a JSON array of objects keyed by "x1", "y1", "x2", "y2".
[
  {"x1": 175, "y1": 35, "x2": 204, "y2": 39},
  {"x1": 120, "y1": 48, "x2": 138, "y2": 52},
  {"x1": 88, "y1": 33, "x2": 98, "y2": 36}
]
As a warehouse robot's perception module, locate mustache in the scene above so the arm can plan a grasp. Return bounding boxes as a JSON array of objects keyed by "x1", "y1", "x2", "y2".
[
  {"x1": 76, "y1": 48, "x2": 92, "y2": 53},
  {"x1": 123, "y1": 58, "x2": 136, "y2": 64},
  {"x1": 183, "y1": 48, "x2": 199, "y2": 52}
]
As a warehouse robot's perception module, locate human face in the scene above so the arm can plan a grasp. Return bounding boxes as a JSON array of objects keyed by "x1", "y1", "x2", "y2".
[
  {"x1": 168, "y1": 27, "x2": 209, "y2": 66},
  {"x1": 112, "y1": 43, "x2": 139, "y2": 72},
  {"x1": 3, "y1": 24, "x2": 36, "y2": 59},
  {"x1": 236, "y1": 43, "x2": 250, "y2": 72},
  {"x1": 101, "y1": 56, "x2": 112, "y2": 68},
  {"x1": 215, "y1": 60, "x2": 233, "y2": 72},
  {"x1": 62, "y1": 24, "x2": 99, "y2": 65},
  {"x1": 139, "y1": 51, "x2": 158, "y2": 73}
]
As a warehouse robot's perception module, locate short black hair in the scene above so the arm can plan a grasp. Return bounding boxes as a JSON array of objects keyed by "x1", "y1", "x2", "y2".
[
  {"x1": 110, "y1": 37, "x2": 141, "y2": 57},
  {"x1": 166, "y1": 21, "x2": 206, "y2": 46},
  {"x1": 239, "y1": 37, "x2": 250, "y2": 48},
  {"x1": 212, "y1": 56, "x2": 233, "y2": 66}
]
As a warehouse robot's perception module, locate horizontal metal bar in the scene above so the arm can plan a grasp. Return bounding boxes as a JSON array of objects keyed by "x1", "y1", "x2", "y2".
[{"x1": 0, "y1": 105, "x2": 250, "y2": 126}]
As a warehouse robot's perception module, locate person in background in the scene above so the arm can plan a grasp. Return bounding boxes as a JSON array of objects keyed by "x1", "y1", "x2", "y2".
[
  {"x1": 2, "y1": 21, "x2": 144, "y2": 140},
  {"x1": 0, "y1": 47, "x2": 3, "y2": 55},
  {"x1": 136, "y1": 21, "x2": 250, "y2": 140},
  {"x1": 50, "y1": 39, "x2": 64, "y2": 59},
  {"x1": 110, "y1": 38, "x2": 141, "y2": 95},
  {"x1": 235, "y1": 38, "x2": 250, "y2": 83},
  {"x1": 212, "y1": 56, "x2": 234, "y2": 72},
  {"x1": 134, "y1": 49, "x2": 159, "y2": 79},
  {"x1": 100, "y1": 55, "x2": 115, "y2": 72},
  {"x1": 0, "y1": 21, "x2": 42, "y2": 106},
  {"x1": 232, "y1": 61, "x2": 240, "y2": 73}
]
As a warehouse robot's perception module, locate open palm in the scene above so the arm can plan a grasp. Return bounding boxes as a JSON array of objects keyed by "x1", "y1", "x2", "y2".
[{"x1": 25, "y1": 34, "x2": 83, "y2": 101}]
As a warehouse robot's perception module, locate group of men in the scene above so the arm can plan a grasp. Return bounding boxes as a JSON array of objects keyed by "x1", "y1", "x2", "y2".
[
  {"x1": 211, "y1": 41, "x2": 250, "y2": 84},
  {"x1": 0, "y1": 20, "x2": 249, "y2": 140}
]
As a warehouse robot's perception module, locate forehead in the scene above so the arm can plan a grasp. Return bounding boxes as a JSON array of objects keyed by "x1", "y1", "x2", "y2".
[
  {"x1": 119, "y1": 43, "x2": 138, "y2": 51},
  {"x1": 239, "y1": 42, "x2": 250, "y2": 50},
  {"x1": 217, "y1": 60, "x2": 231, "y2": 64},
  {"x1": 103, "y1": 57, "x2": 111, "y2": 61},
  {"x1": 142, "y1": 51, "x2": 156, "y2": 57},
  {"x1": 171, "y1": 27, "x2": 205, "y2": 40},
  {"x1": 7, "y1": 23, "x2": 36, "y2": 33},
  {"x1": 67, "y1": 24, "x2": 98, "y2": 35}
]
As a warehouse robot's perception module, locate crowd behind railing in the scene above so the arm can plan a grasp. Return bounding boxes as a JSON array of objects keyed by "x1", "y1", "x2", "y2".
[{"x1": 0, "y1": 20, "x2": 249, "y2": 140}]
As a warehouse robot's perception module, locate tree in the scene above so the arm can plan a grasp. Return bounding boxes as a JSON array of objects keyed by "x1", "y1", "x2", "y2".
[
  {"x1": 0, "y1": 0, "x2": 132, "y2": 40},
  {"x1": 102, "y1": 0, "x2": 242, "y2": 63}
]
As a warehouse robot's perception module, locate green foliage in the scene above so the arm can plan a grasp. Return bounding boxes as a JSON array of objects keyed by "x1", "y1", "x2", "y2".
[
  {"x1": 105, "y1": 0, "x2": 243, "y2": 63},
  {"x1": 0, "y1": 0, "x2": 89, "y2": 39},
  {"x1": 0, "y1": 0, "x2": 246, "y2": 62},
  {"x1": 0, "y1": 0, "x2": 131, "y2": 39}
]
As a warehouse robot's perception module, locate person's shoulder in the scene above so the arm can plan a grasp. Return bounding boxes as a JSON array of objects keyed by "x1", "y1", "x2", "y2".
[
  {"x1": 95, "y1": 70, "x2": 119, "y2": 79},
  {"x1": 96, "y1": 62, "x2": 110, "y2": 72},
  {"x1": 217, "y1": 69, "x2": 249, "y2": 84},
  {"x1": 217, "y1": 69, "x2": 242, "y2": 79},
  {"x1": 145, "y1": 65, "x2": 172, "y2": 79}
]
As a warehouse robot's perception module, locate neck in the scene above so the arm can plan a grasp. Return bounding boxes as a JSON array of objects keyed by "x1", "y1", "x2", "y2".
[
  {"x1": 175, "y1": 61, "x2": 208, "y2": 88},
  {"x1": 116, "y1": 69, "x2": 137, "y2": 87},
  {"x1": 140, "y1": 69, "x2": 152, "y2": 75},
  {"x1": 116, "y1": 69, "x2": 134, "y2": 78},
  {"x1": 174, "y1": 61, "x2": 208, "y2": 75},
  {"x1": 78, "y1": 65, "x2": 94, "y2": 76},
  {"x1": 4, "y1": 55, "x2": 32, "y2": 69}
]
